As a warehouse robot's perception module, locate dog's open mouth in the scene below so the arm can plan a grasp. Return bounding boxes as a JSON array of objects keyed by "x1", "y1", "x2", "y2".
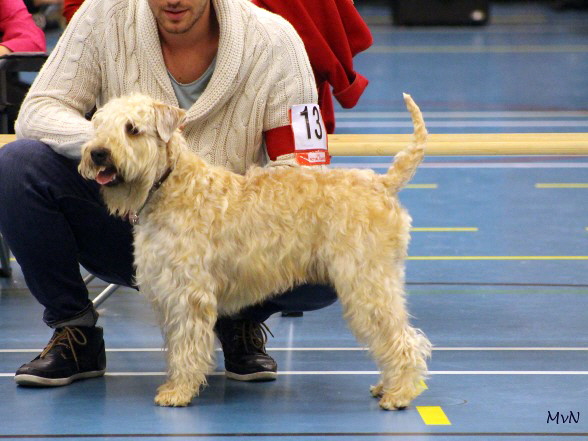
[{"x1": 96, "y1": 166, "x2": 122, "y2": 187}]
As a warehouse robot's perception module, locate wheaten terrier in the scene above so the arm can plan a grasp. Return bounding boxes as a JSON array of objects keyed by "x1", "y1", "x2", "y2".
[{"x1": 79, "y1": 93, "x2": 432, "y2": 410}]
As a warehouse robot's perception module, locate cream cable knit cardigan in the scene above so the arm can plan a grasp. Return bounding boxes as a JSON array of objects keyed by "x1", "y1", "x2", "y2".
[{"x1": 16, "y1": 0, "x2": 317, "y2": 175}]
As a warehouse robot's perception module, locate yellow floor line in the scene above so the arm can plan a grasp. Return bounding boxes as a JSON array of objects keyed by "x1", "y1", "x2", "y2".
[
  {"x1": 412, "y1": 227, "x2": 478, "y2": 232},
  {"x1": 408, "y1": 255, "x2": 588, "y2": 261},
  {"x1": 536, "y1": 183, "x2": 588, "y2": 188},
  {"x1": 8, "y1": 255, "x2": 588, "y2": 262},
  {"x1": 417, "y1": 406, "x2": 452, "y2": 425},
  {"x1": 369, "y1": 44, "x2": 588, "y2": 54},
  {"x1": 406, "y1": 184, "x2": 437, "y2": 189}
]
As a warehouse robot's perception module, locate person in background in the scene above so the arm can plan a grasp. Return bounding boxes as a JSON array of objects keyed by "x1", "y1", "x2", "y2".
[
  {"x1": 0, "y1": 0, "x2": 46, "y2": 132},
  {"x1": 23, "y1": 0, "x2": 63, "y2": 30}
]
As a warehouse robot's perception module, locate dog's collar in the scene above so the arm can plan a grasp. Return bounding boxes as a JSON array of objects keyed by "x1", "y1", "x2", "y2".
[{"x1": 128, "y1": 166, "x2": 173, "y2": 226}]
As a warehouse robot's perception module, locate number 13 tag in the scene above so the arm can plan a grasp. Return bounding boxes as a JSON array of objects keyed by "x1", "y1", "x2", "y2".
[{"x1": 290, "y1": 104, "x2": 330, "y2": 165}]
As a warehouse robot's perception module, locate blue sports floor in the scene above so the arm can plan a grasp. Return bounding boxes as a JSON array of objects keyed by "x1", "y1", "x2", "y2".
[{"x1": 1, "y1": 2, "x2": 588, "y2": 439}]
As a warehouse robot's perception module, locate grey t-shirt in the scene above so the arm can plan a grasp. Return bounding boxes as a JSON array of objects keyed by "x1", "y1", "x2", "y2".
[{"x1": 168, "y1": 57, "x2": 216, "y2": 110}]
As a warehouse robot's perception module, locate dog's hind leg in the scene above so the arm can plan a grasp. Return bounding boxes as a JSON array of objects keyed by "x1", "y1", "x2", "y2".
[
  {"x1": 147, "y1": 279, "x2": 218, "y2": 407},
  {"x1": 331, "y1": 261, "x2": 431, "y2": 410}
]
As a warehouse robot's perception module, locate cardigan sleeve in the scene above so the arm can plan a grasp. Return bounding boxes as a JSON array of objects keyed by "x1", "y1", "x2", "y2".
[
  {"x1": 0, "y1": 0, "x2": 46, "y2": 53},
  {"x1": 15, "y1": 0, "x2": 102, "y2": 158},
  {"x1": 261, "y1": 17, "x2": 317, "y2": 133},
  {"x1": 259, "y1": 14, "x2": 318, "y2": 160}
]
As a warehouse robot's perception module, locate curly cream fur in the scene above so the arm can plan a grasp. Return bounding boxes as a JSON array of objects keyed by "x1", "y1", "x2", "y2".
[{"x1": 79, "y1": 93, "x2": 432, "y2": 410}]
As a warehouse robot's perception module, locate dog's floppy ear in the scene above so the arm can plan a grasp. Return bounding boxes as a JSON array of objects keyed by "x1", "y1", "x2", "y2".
[{"x1": 153, "y1": 102, "x2": 187, "y2": 143}]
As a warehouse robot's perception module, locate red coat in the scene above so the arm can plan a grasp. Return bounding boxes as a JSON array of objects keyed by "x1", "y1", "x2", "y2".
[
  {"x1": 62, "y1": 0, "x2": 82, "y2": 23},
  {"x1": 252, "y1": 0, "x2": 372, "y2": 133}
]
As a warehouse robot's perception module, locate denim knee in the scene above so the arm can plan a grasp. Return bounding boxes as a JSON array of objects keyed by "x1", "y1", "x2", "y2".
[
  {"x1": 0, "y1": 139, "x2": 57, "y2": 198},
  {"x1": 0, "y1": 138, "x2": 53, "y2": 167},
  {"x1": 0, "y1": 140, "x2": 45, "y2": 207}
]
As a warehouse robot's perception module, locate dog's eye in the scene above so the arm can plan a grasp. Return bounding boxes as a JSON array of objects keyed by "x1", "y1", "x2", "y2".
[{"x1": 125, "y1": 122, "x2": 140, "y2": 136}]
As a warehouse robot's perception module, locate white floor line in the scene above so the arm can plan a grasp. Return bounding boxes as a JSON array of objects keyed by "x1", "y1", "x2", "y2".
[
  {"x1": 330, "y1": 162, "x2": 588, "y2": 169},
  {"x1": 334, "y1": 111, "x2": 588, "y2": 119},
  {"x1": 336, "y1": 120, "x2": 588, "y2": 128},
  {"x1": 2, "y1": 370, "x2": 588, "y2": 377},
  {"x1": 2, "y1": 347, "x2": 588, "y2": 353}
]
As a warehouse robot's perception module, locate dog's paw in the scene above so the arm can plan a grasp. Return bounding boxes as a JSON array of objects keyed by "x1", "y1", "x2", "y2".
[
  {"x1": 370, "y1": 383, "x2": 384, "y2": 398},
  {"x1": 372, "y1": 384, "x2": 411, "y2": 409},
  {"x1": 378, "y1": 394, "x2": 411, "y2": 411},
  {"x1": 154, "y1": 382, "x2": 194, "y2": 407},
  {"x1": 374, "y1": 382, "x2": 426, "y2": 410}
]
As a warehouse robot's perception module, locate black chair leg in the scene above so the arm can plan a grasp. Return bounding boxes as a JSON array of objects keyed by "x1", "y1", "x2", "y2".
[{"x1": 0, "y1": 236, "x2": 12, "y2": 278}]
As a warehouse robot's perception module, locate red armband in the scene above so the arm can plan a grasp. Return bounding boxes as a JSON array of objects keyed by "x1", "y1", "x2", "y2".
[
  {"x1": 264, "y1": 104, "x2": 331, "y2": 166},
  {"x1": 264, "y1": 125, "x2": 295, "y2": 161}
]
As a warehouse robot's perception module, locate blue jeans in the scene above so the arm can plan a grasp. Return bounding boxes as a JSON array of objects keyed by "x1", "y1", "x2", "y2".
[{"x1": 0, "y1": 140, "x2": 337, "y2": 327}]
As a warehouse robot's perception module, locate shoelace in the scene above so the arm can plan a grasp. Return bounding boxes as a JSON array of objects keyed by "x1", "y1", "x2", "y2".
[
  {"x1": 237, "y1": 321, "x2": 274, "y2": 354},
  {"x1": 40, "y1": 327, "x2": 88, "y2": 369}
]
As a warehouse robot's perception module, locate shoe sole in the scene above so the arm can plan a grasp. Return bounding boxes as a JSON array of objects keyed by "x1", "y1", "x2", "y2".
[
  {"x1": 225, "y1": 370, "x2": 277, "y2": 382},
  {"x1": 14, "y1": 369, "x2": 106, "y2": 387}
]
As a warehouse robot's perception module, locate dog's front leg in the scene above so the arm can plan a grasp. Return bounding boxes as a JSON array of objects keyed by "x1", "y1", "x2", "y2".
[{"x1": 149, "y1": 282, "x2": 218, "y2": 407}]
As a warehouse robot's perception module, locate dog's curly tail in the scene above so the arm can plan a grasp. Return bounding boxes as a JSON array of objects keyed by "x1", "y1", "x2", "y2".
[{"x1": 383, "y1": 94, "x2": 427, "y2": 193}]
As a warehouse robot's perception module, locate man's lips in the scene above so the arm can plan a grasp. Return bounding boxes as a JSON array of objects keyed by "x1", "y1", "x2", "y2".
[{"x1": 164, "y1": 9, "x2": 188, "y2": 20}]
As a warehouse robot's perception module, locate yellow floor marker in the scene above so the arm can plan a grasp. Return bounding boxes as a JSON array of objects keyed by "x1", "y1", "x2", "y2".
[
  {"x1": 415, "y1": 380, "x2": 428, "y2": 397},
  {"x1": 411, "y1": 227, "x2": 478, "y2": 232},
  {"x1": 406, "y1": 184, "x2": 438, "y2": 189},
  {"x1": 536, "y1": 183, "x2": 588, "y2": 188},
  {"x1": 408, "y1": 255, "x2": 588, "y2": 261},
  {"x1": 417, "y1": 406, "x2": 452, "y2": 425}
]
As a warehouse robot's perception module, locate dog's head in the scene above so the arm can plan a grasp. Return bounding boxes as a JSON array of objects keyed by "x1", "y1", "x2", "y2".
[{"x1": 79, "y1": 94, "x2": 186, "y2": 216}]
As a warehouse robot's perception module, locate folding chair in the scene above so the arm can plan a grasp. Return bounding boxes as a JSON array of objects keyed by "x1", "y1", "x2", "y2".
[
  {"x1": 0, "y1": 234, "x2": 10, "y2": 278},
  {"x1": 0, "y1": 52, "x2": 48, "y2": 133},
  {"x1": 84, "y1": 275, "x2": 120, "y2": 307}
]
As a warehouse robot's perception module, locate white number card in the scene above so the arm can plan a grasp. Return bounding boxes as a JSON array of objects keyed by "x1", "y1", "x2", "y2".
[
  {"x1": 290, "y1": 104, "x2": 328, "y2": 152},
  {"x1": 290, "y1": 104, "x2": 330, "y2": 165}
]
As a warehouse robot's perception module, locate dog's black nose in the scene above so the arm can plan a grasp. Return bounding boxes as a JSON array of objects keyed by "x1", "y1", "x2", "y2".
[{"x1": 90, "y1": 148, "x2": 111, "y2": 166}]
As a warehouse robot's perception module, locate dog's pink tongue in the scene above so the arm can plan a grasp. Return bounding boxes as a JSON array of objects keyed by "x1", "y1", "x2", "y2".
[{"x1": 96, "y1": 170, "x2": 116, "y2": 185}]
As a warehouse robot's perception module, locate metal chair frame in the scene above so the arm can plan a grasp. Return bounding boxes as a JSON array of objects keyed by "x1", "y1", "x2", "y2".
[
  {"x1": 83, "y1": 275, "x2": 120, "y2": 307},
  {"x1": 0, "y1": 234, "x2": 11, "y2": 278}
]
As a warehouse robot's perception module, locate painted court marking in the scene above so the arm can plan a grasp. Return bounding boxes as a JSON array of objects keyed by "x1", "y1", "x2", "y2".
[
  {"x1": 335, "y1": 111, "x2": 588, "y2": 119},
  {"x1": 408, "y1": 255, "x2": 588, "y2": 261},
  {"x1": 406, "y1": 184, "x2": 437, "y2": 189},
  {"x1": 14, "y1": 254, "x2": 588, "y2": 263},
  {"x1": 411, "y1": 227, "x2": 478, "y2": 232},
  {"x1": 2, "y1": 370, "x2": 588, "y2": 376},
  {"x1": 368, "y1": 44, "x2": 588, "y2": 54},
  {"x1": 416, "y1": 406, "x2": 452, "y2": 425},
  {"x1": 336, "y1": 120, "x2": 588, "y2": 129},
  {"x1": 3, "y1": 347, "x2": 588, "y2": 353},
  {"x1": 536, "y1": 183, "x2": 588, "y2": 188}
]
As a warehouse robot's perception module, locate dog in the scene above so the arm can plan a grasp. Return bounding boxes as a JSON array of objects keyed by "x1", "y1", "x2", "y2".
[{"x1": 79, "y1": 93, "x2": 432, "y2": 410}]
